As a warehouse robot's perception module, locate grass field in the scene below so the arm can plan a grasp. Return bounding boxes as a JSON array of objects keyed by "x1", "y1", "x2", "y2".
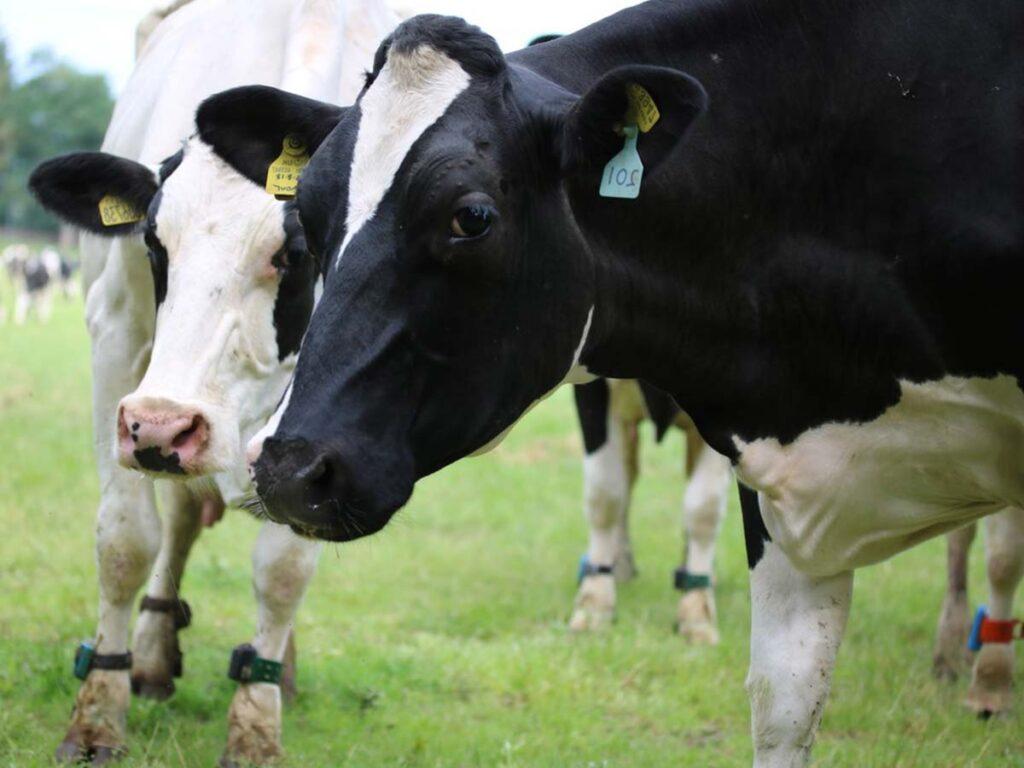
[{"x1": 0, "y1": 289, "x2": 1022, "y2": 767}]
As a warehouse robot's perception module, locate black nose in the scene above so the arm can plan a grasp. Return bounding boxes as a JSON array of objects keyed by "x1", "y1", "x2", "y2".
[{"x1": 252, "y1": 437, "x2": 358, "y2": 540}]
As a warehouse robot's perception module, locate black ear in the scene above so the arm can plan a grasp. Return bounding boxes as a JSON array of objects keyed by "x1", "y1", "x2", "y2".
[
  {"x1": 29, "y1": 152, "x2": 158, "y2": 235},
  {"x1": 560, "y1": 65, "x2": 707, "y2": 177},
  {"x1": 196, "y1": 85, "x2": 345, "y2": 188}
]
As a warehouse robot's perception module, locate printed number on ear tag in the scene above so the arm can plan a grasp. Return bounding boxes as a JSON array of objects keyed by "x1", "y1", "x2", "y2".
[
  {"x1": 599, "y1": 125, "x2": 643, "y2": 200},
  {"x1": 625, "y1": 83, "x2": 660, "y2": 133},
  {"x1": 265, "y1": 135, "x2": 310, "y2": 198},
  {"x1": 98, "y1": 195, "x2": 144, "y2": 227}
]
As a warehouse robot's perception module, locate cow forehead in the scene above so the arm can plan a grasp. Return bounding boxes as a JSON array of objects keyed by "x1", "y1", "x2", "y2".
[
  {"x1": 156, "y1": 138, "x2": 286, "y2": 260},
  {"x1": 337, "y1": 44, "x2": 471, "y2": 266}
]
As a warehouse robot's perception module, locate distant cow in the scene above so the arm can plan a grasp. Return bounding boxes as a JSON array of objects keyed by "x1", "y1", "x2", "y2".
[
  {"x1": 28, "y1": 1, "x2": 395, "y2": 765},
  {"x1": 3, "y1": 244, "x2": 56, "y2": 324},
  {"x1": 196, "y1": 4, "x2": 1023, "y2": 764}
]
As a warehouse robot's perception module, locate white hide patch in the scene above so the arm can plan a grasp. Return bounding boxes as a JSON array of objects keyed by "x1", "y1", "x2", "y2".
[
  {"x1": 126, "y1": 138, "x2": 293, "y2": 474},
  {"x1": 735, "y1": 375, "x2": 1024, "y2": 576},
  {"x1": 336, "y1": 44, "x2": 471, "y2": 267}
]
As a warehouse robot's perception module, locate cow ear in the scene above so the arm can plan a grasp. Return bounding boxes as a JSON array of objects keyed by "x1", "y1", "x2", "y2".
[
  {"x1": 29, "y1": 152, "x2": 158, "y2": 236},
  {"x1": 559, "y1": 65, "x2": 707, "y2": 178},
  {"x1": 196, "y1": 85, "x2": 345, "y2": 188}
]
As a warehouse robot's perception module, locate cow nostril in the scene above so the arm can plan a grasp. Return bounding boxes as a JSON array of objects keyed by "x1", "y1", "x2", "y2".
[{"x1": 172, "y1": 414, "x2": 206, "y2": 450}]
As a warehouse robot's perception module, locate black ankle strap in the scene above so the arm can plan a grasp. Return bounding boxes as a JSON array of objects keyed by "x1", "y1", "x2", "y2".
[
  {"x1": 140, "y1": 595, "x2": 192, "y2": 630},
  {"x1": 74, "y1": 642, "x2": 132, "y2": 680}
]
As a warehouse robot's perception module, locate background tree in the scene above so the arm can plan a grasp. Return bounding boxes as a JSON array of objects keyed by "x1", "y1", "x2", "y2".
[{"x1": 0, "y1": 44, "x2": 114, "y2": 233}]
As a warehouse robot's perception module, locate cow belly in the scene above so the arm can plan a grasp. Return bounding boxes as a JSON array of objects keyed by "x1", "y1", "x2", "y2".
[{"x1": 734, "y1": 375, "x2": 1024, "y2": 577}]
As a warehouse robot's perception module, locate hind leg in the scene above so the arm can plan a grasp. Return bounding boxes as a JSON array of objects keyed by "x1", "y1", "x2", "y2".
[
  {"x1": 130, "y1": 482, "x2": 205, "y2": 699},
  {"x1": 933, "y1": 523, "x2": 977, "y2": 680},
  {"x1": 675, "y1": 435, "x2": 731, "y2": 645},
  {"x1": 965, "y1": 507, "x2": 1024, "y2": 716},
  {"x1": 221, "y1": 522, "x2": 320, "y2": 768}
]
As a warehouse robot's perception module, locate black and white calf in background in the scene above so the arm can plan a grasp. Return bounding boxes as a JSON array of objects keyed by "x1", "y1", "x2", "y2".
[
  {"x1": 3, "y1": 243, "x2": 58, "y2": 324},
  {"x1": 28, "y1": 0, "x2": 395, "y2": 765},
  {"x1": 572, "y1": 378, "x2": 732, "y2": 642},
  {"x1": 198, "y1": 2, "x2": 1021, "y2": 765}
]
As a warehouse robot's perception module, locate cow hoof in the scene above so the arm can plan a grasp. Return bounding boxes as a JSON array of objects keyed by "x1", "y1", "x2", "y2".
[
  {"x1": 57, "y1": 670, "x2": 130, "y2": 765},
  {"x1": 569, "y1": 575, "x2": 616, "y2": 632},
  {"x1": 131, "y1": 608, "x2": 183, "y2": 701},
  {"x1": 130, "y1": 675, "x2": 175, "y2": 701},
  {"x1": 223, "y1": 683, "x2": 283, "y2": 767},
  {"x1": 675, "y1": 589, "x2": 719, "y2": 646},
  {"x1": 964, "y1": 644, "x2": 1014, "y2": 716}
]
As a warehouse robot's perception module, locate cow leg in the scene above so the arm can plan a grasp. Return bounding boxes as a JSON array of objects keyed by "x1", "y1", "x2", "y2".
[
  {"x1": 676, "y1": 437, "x2": 731, "y2": 645},
  {"x1": 14, "y1": 290, "x2": 29, "y2": 324},
  {"x1": 57, "y1": 237, "x2": 158, "y2": 765},
  {"x1": 38, "y1": 286, "x2": 54, "y2": 322},
  {"x1": 932, "y1": 523, "x2": 977, "y2": 680},
  {"x1": 570, "y1": 390, "x2": 632, "y2": 632},
  {"x1": 222, "y1": 522, "x2": 320, "y2": 768},
  {"x1": 965, "y1": 507, "x2": 1024, "y2": 717},
  {"x1": 748, "y1": 542, "x2": 852, "y2": 767},
  {"x1": 130, "y1": 482, "x2": 204, "y2": 699}
]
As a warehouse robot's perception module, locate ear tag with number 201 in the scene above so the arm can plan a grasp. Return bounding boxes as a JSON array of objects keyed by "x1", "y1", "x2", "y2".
[{"x1": 599, "y1": 124, "x2": 643, "y2": 200}]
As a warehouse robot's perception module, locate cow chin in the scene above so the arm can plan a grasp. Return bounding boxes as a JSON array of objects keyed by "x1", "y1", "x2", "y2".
[{"x1": 249, "y1": 435, "x2": 411, "y2": 542}]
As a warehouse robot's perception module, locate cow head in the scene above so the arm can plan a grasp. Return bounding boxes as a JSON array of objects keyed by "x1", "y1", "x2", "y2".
[
  {"x1": 28, "y1": 89, "x2": 344, "y2": 481},
  {"x1": 200, "y1": 15, "x2": 706, "y2": 539}
]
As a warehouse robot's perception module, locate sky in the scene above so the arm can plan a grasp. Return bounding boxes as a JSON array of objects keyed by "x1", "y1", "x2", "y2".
[{"x1": 0, "y1": 0, "x2": 638, "y2": 94}]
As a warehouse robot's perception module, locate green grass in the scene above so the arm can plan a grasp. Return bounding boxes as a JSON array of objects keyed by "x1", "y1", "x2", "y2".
[{"x1": 0, "y1": 294, "x2": 1021, "y2": 768}]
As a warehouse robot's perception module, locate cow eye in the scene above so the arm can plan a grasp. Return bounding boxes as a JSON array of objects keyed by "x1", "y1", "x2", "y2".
[{"x1": 450, "y1": 205, "x2": 493, "y2": 239}]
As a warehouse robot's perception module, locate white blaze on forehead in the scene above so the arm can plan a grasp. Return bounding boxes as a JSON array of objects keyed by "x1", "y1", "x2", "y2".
[{"x1": 337, "y1": 44, "x2": 471, "y2": 267}]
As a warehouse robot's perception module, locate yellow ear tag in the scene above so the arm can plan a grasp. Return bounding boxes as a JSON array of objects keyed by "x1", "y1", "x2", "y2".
[
  {"x1": 625, "y1": 83, "x2": 660, "y2": 133},
  {"x1": 265, "y1": 135, "x2": 310, "y2": 198},
  {"x1": 98, "y1": 195, "x2": 145, "y2": 227}
]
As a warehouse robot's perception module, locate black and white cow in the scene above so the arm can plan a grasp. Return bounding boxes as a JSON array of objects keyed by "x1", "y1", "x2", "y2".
[
  {"x1": 197, "y1": 3, "x2": 1022, "y2": 764},
  {"x1": 3, "y1": 244, "x2": 57, "y2": 324},
  {"x1": 27, "y1": 0, "x2": 394, "y2": 765},
  {"x1": 572, "y1": 378, "x2": 733, "y2": 641}
]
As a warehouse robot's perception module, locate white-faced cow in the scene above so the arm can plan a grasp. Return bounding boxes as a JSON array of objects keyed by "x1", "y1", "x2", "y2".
[
  {"x1": 197, "y1": 4, "x2": 1021, "y2": 765},
  {"x1": 572, "y1": 378, "x2": 733, "y2": 641},
  {"x1": 28, "y1": 0, "x2": 395, "y2": 765}
]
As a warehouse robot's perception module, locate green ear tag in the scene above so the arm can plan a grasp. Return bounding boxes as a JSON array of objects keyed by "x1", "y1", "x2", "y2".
[{"x1": 599, "y1": 124, "x2": 643, "y2": 200}]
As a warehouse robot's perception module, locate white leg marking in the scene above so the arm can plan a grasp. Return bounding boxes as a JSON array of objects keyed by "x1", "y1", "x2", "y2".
[
  {"x1": 569, "y1": 411, "x2": 631, "y2": 632},
  {"x1": 677, "y1": 440, "x2": 732, "y2": 645},
  {"x1": 747, "y1": 543, "x2": 852, "y2": 768}
]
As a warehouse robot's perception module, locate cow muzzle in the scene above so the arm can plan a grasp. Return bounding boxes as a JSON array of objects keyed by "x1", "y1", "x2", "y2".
[
  {"x1": 249, "y1": 436, "x2": 387, "y2": 542},
  {"x1": 117, "y1": 396, "x2": 213, "y2": 476}
]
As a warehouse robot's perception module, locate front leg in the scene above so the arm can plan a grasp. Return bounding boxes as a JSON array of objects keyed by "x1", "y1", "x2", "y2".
[
  {"x1": 743, "y1": 489, "x2": 852, "y2": 767},
  {"x1": 933, "y1": 523, "x2": 977, "y2": 680},
  {"x1": 221, "y1": 522, "x2": 321, "y2": 768}
]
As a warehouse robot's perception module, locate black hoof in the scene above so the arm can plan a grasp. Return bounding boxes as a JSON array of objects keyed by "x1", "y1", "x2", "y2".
[{"x1": 978, "y1": 709, "x2": 994, "y2": 721}]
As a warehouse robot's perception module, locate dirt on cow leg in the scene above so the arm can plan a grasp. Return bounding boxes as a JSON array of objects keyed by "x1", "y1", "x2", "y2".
[
  {"x1": 280, "y1": 630, "x2": 297, "y2": 704},
  {"x1": 221, "y1": 683, "x2": 283, "y2": 768},
  {"x1": 676, "y1": 588, "x2": 720, "y2": 645},
  {"x1": 55, "y1": 670, "x2": 130, "y2": 765}
]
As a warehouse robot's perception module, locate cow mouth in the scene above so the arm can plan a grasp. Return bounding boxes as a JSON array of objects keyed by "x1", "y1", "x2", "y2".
[{"x1": 241, "y1": 490, "x2": 384, "y2": 542}]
